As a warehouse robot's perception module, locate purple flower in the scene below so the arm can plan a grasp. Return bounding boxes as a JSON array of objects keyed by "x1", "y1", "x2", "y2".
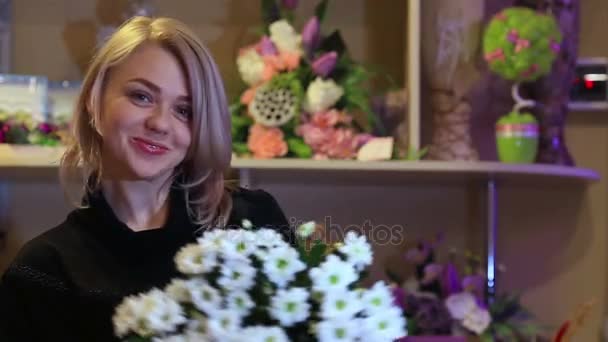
[
  {"x1": 281, "y1": 0, "x2": 298, "y2": 10},
  {"x1": 312, "y1": 51, "x2": 338, "y2": 78},
  {"x1": 302, "y1": 16, "x2": 320, "y2": 56},
  {"x1": 391, "y1": 286, "x2": 406, "y2": 309},
  {"x1": 441, "y1": 262, "x2": 462, "y2": 296},
  {"x1": 257, "y1": 36, "x2": 278, "y2": 56},
  {"x1": 38, "y1": 123, "x2": 54, "y2": 134},
  {"x1": 463, "y1": 275, "x2": 486, "y2": 307}
]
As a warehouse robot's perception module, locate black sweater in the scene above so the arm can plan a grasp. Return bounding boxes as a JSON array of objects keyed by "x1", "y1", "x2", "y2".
[{"x1": 0, "y1": 187, "x2": 293, "y2": 341}]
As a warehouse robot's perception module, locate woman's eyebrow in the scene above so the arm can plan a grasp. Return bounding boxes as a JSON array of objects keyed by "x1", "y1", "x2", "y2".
[{"x1": 127, "y1": 77, "x2": 191, "y2": 101}]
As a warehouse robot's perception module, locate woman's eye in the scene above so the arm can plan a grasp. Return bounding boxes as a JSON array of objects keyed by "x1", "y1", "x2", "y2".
[
  {"x1": 129, "y1": 91, "x2": 153, "y2": 104},
  {"x1": 175, "y1": 106, "x2": 192, "y2": 120}
]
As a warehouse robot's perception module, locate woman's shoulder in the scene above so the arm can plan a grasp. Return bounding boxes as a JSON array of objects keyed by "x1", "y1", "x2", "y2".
[
  {"x1": 2, "y1": 220, "x2": 77, "y2": 289},
  {"x1": 227, "y1": 187, "x2": 294, "y2": 242},
  {"x1": 230, "y1": 186, "x2": 280, "y2": 205}
]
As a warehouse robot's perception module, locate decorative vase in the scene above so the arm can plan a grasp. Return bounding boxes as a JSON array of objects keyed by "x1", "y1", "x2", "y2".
[
  {"x1": 422, "y1": 0, "x2": 484, "y2": 161},
  {"x1": 495, "y1": 111, "x2": 539, "y2": 163}
]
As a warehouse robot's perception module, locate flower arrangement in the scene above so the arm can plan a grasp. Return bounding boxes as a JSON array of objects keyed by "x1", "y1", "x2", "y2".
[
  {"x1": 389, "y1": 235, "x2": 540, "y2": 341},
  {"x1": 483, "y1": 7, "x2": 562, "y2": 83},
  {"x1": 231, "y1": 0, "x2": 392, "y2": 160},
  {"x1": 0, "y1": 110, "x2": 66, "y2": 146},
  {"x1": 112, "y1": 220, "x2": 407, "y2": 341}
]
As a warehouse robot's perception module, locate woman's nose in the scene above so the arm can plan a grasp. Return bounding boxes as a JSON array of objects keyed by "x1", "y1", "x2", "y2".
[{"x1": 144, "y1": 106, "x2": 170, "y2": 135}]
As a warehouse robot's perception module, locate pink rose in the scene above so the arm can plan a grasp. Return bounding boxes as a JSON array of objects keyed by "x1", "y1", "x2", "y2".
[
  {"x1": 311, "y1": 109, "x2": 340, "y2": 128},
  {"x1": 321, "y1": 128, "x2": 359, "y2": 159},
  {"x1": 247, "y1": 124, "x2": 288, "y2": 159},
  {"x1": 296, "y1": 123, "x2": 331, "y2": 150}
]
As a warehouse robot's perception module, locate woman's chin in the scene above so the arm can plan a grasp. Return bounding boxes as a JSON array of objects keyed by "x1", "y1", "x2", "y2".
[{"x1": 126, "y1": 162, "x2": 176, "y2": 182}]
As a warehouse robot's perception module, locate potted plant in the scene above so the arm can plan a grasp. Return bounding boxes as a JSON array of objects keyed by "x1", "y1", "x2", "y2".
[
  {"x1": 389, "y1": 234, "x2": 542, "y2": 341},
  {"x1": 483, "y1": 7, "x2": 562, "y2": 164}
]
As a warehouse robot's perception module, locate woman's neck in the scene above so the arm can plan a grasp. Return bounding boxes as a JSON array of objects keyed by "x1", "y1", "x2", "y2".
[{"x1": 100, "y1": 178, "x2": 172, "y2": 231}]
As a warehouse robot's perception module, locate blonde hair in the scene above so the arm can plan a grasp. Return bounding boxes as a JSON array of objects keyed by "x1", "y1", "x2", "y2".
[{"x1": 60, "y1": 16, "x2": 233, "y2": 228}]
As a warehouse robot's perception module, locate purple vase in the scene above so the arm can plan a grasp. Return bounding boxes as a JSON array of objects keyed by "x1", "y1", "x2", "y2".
[{"x1": 398, "y1": 337, "x2": 467, "y2": 342}]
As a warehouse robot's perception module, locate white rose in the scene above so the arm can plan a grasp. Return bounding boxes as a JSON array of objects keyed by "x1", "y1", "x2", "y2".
[
  {"x1": 445, "y1": 292, "x2": 477, "y2": 320},
  {"x1": 237, "y1": 49, "x2": 265, "y2": 86},
  {"x1": 462, "y1": 306, "x2": 492, "y2": 335},
  {"x1": 304, "y1": 77, "x2": 344, "y2": 113},
  {"x1": 269, "y1": 19, "x2": 302, "y2": 53}
]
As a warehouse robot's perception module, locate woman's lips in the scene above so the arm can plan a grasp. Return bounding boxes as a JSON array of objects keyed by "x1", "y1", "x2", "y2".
[{"x1": 130, "y1": 137, "x2": 170, "y2": 155}]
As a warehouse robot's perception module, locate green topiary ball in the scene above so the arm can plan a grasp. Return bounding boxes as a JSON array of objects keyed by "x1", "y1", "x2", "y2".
[{"x1": 483, "y1": 7, "x2": 562, "y2": 82}]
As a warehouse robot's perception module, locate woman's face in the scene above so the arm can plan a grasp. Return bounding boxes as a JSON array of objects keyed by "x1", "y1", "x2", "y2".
[{"x1": 99, "y1": 43, "x2": 193, "y2": 182}]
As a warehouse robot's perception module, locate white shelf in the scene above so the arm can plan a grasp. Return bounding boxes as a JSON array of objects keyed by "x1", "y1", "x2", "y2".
[
  {"x1": 0, "y1": 145, "x2": 599, "y2": 183},
  {"x1": 233, "y1": 158, "x2": 599, "y2": 185}
]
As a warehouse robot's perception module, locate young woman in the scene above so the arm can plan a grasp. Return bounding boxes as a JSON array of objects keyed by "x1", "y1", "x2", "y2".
[{"x1": 0, "y1": 16, "x2": 293, "y2": 341}]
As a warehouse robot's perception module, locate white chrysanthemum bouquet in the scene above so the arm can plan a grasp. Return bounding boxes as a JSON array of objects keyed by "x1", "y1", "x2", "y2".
[{"x1": 113, "y1": 221, "x2": 407, "y2": 341}]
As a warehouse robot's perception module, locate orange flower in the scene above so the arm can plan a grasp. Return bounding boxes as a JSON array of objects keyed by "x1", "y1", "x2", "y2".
[
  {"x1": 247, "y1": 124, "x2": 288, "y2": 159},
  {"x1": 262, "y1": 51, "x2": 302, "y2": 77},
  {"x1": 240, "y1": 87, "x2": 258, "y2": 105},
  {"x1": 281, "y1": 51, "x2": 301, "y2": 71}
]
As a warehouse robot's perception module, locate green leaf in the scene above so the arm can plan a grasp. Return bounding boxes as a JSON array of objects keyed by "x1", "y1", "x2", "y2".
[
  {"x1": 302, "y1": 240, "x2": 327, "y2": 267},
  {"x1": 231, "y1": 112, "x2": 253, "y2": 143},
  {"x1": 480, "y1": 332, "x2": 495, "y2": 342},
  {"x1": 404, "y1": 146, "x2": 428, "y2": 161},
  {"x1": 125, "y1": 336, "x2": 152, "y2": 342},
  {"x1": 233, "y1": 142, "x2": 249, "y2": 155},
  {"x1": 315, "y1": 0, "x2": 330, "y2": 23},
  {"x1": 494, "y1": 323, "x2": 516, "y2": 339},
  {"x1": 287, "y1": 137, "x2": 313, "y2": 158}
]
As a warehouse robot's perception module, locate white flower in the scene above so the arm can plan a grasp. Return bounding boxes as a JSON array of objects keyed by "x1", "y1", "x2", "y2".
[
  {"x1": 462, "y1": 306, "x2": 492, "y2": 335},
  {"x1": 220, "y1": 230, "x2": 258, "y2": 260},
  {"x1": 309, "y1": 255, "x2": 358, "y2": 293},
  {"x1": 175, "y1": 243, "x2": 216, "y2": 275},
  {"x1": 242, "y1": 219, "x2": 254, "y2": 229},
  {"x1": 321, "y1": 290, "x2": 363, "y2": 319},
  {"x1": 445, "y1": 292, "x2": 478, "y2": 320},
  {"x1": 225, "y1": 290, "x2": 255, "y2": 317},
  {"x1": 188, "y1": 279, "x2": 222, "y2": 316},
  {"x1": 361, "y1": 281, "x2": 394, "y2": 316},
  {"x1": 153, "y1": 331, "x2": 211, "y2": 342},
  {"x1": 218, "y1": 257, "x2": 257, "y2": 291},
  {"x1": 242, "y1": 326, "x2": 289, "y2": 342},
  {"x1": 197, "y1": 229, "x2": 226, "y2": 252},
  {"x1": 304, "y1": 77, "x2": 344, "y2": 113},
  {"x1": 135, "y1": 289, "x2": 186, "y2": 334},
  {"x1": 269, "y1": 287, "x2": 311, "y2": 326},
  {"x1": 269, "y1": 19, "x2": 302, "y2": 53},
  {"x1": 165, "y1": 279, "x2": 191, "y2": 303},
  {"x1": 297, "y1": 221, "x2": 317, "y2": 238},
  {"x1": 207, "y1": 309, "x2": 242, "y2": 340},
  {"x1": 237, "y1": 48, "x2": 265, "y2": 86},
  {"x1": 255, "y1": 228, "x2": 289, "y2": 250},
  {"x1": 113, "y1": 296, "x2": 143, "y2": 337},
  {"x1": 263, "y1": 246, "x2": 306, "y2": 288},
  {"x1": 113, "y1": 289, "x2": 186, "y2": 338},
  {"x1": 338, "y1": 232, "x2": 373, "y2": 271},
  {"x1": 361, "y1": 307, "x2": 407, "y2": 342},
  {"x1": 317, "y1": 318, "x2": 361, "y2": 342}
]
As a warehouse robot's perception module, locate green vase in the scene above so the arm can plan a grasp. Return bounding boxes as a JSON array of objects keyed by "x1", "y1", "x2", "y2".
[{"x1": 495, "y1": 112, "x2": 539, "y2": 163}]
